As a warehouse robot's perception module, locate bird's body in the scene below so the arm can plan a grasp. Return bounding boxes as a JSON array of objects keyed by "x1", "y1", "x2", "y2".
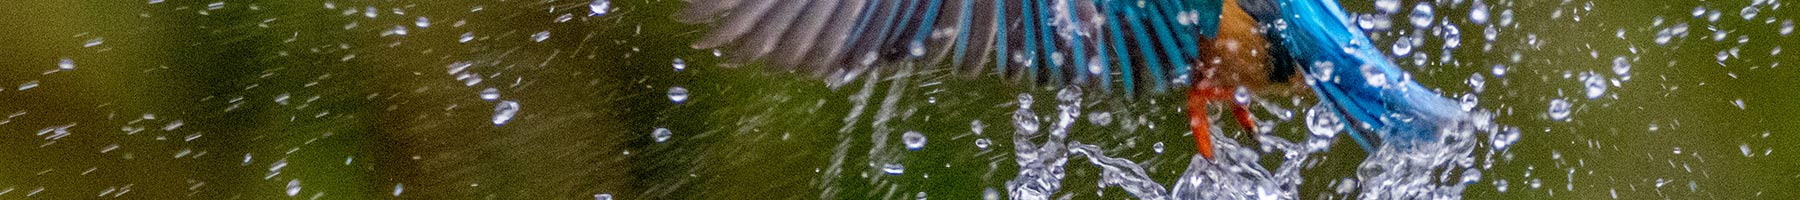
[{"x1": 679, "y1": 0, "x2": 1467, "y2": 159}]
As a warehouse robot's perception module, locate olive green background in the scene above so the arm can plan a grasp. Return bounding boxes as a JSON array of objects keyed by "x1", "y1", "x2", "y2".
[{"x1": 0, "y1": 0, "x2": 1793, "y2": 199}]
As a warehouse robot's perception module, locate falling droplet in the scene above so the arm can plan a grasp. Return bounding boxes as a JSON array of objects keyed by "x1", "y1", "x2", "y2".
[
  {"x1": 1469, "y1": 1, "x2": 1490, "y2": 24},
  {"x1": 1547, "y1": 98, "x2": 1571, "y2": 121},
  {"x1": 902, "y1": 131, "x2": 926, "y2": 151},
  {"x1": 1409, "y1": 3, "x2": 1434, "y2": 28},
  {"x1": 1393, "y1": 38, "x2": 1414, "y2": 57},
  {"x1": 652, "y1": 127, "x2": 672, "y2": 143},
  {"x1": 1781, "y1": 20, "x2": 1794, "y2": 36},
  {"x1": 285, "y1": 180, "x2": 302, "y2": 196},
  {"x1": 882, "y1": 163, "x2": 905, "y2": 175},
  {"x1": 459, "y1": 32, "x2": 475, "y2": 43},
  {"x1": 531, "y1": 31, "x2": 551, "y2": 42},
  {"x1": 1152, "y1": 142, "x2": 1165, "y2": 154},
  {"x1": 974, "y1": 138, "x2": 990, "y2": 149},
  {"x1": 907, "y1": 40, "x2": 926, "y2": 58},
  {"x1": 480, "y1": 88, "x2": 500, "y2": 101},
  {"x1": 493, "y1": 100, "x2": 520, "y2": 126},
  {"x1": 667, "y1": 87, "x2": 689, "y2": 104},
  {"x1": 1741, "y1": 143, "x2": 1753, "y2": 157},
  {"x1": 1375, "y1": 0, "x2": 1401, "y2": 13},
  {"x1": 672, "y1": 58, "x2": 687, "y2": 71},
  {"x1": 1459, "y1": 93, "x2": 1479, "y2": 111},
  {"x1": 415, "y1": 17, "x2": 430, "y2": 28},
  {"x1": 589, "y1": 0, "x2": 611, "y2": 17},
  {"x1": 19, "y1": 81, "x2": 39, "y2": 91},
  {"x1": 1740, "y1": 6, "x2": 1758, "y2": 20},
  {"x1": 57, "y1": 58, "x2": 74, "y2": 71},
  {"x1": 392, "y1": 183, "x2": 404, "y2": 196},
  {"x1": 1467, "y1": 73, "x2": 1487, "y2": 93},
  {"x1": 1583, "y1": 72, "x2": 1607, "y2": 99}
]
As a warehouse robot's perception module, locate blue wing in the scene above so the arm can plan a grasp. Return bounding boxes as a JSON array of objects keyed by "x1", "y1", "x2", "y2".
[
  {"x1": 679, "y1": 0, "x2": 1223, "y2": 95},
  {"x1": 1271, "y1": 0, "x2": 1467, "y2": 150}
]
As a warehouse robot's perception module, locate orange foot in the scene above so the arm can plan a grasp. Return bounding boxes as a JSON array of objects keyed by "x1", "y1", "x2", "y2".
[{"x1": 1186, "y1": 81, "x2": 1259, "y2": 160}]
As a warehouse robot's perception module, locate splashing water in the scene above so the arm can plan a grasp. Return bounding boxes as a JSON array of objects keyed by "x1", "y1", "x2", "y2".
[{"x1": 990, "y1": 85, "x2": 1505, "y2": 200}]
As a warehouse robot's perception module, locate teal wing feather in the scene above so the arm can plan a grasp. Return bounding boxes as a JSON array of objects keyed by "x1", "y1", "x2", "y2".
[{"x1": 680, "y1": 0, "x2": 1223, "y2": 95}]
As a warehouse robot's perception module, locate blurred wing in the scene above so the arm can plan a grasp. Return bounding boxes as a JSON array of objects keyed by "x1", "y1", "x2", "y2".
[
  {"x1": 1274, "y1": 0, "x2": 1466, "y2": 150},
  {"x1": 680, "y1": 0, "x2": 1223, "y2": 95}
]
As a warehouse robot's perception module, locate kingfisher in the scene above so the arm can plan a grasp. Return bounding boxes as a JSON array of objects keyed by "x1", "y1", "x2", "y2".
[{"x1": 676, "y1": 0, "x2": 1466, "y2": 160}]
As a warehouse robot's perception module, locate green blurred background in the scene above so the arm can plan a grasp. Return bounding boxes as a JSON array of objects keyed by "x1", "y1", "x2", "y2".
[{"x1": 0, "y1": 0, "x2": 1794, "y2": 199}]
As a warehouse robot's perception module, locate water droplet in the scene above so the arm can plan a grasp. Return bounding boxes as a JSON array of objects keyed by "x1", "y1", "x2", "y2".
[
  {"x1": 907, "y1": 40, "x2": 926, "y2": 58},
  {"x1": 671, "y1": 58, "x2": 687, "y2": 71},
  {"x1": 974, "y1": 138, "x2": 990, "y2": 149},
  {"x1": 1459, "y1": 93, "x2": 1479, "y2": 111},
  {"x1": 531, "y1": 31, "x2": 551, "y2": 42},
  {"x1": 392, "y1": 183, "x2": 404, "y2": 196},
  {"x1": 84, "y1": 37, "x2": 103, "y2": 47},
  {"x1": 1086, "y1": 55, "x2": 1104, "y2": 75},
  {"x1": 1375, "y1": 0, "x2": 1401, "y2": 13},
  {"x1": 1490, "y1": 64, "x2": 1508, "y2": 78},
  {"x1": 18, "y1": 81, "x2": 39, "y2": 91},
  {"x1": 415, "y1": 17, "x2": 430, "y2": 28},
  {"x1": 1152, "y1": 142, "x2": 1165, "y2": 154},
  {"x1": 493, "y1": 100, "x2": 520, "y2": 126},
  {"x1": 1232, "y1": 86, "x2": 1252, "y2": 106},
  {"x1": 1443, "y1": 25, "x2": 1462, "y2": 49},
  {"x1": 1741, "y1": 143, "x2": 1753, "y2": 157},
  {"x1": 1361, "y1": 64, "x2": 1388, "y2": 87},
  {"x1": 1466, "y1": 73, "x2": 1487, "y2": 94},
  {"x1": 1469, "y1": 1, "x2": 1490, "y2": 24},
  {"x1": 1409, "y1": 3, "x2": 1434, "y2": 29},
  {"x1": 902, "y1": 131, "x2": 926, "y2": 150},
  {"x1": 1393, "y1": 37, "x2": 1414, "y2": 57},
  {"x1": 57, "y1": 58, "x2": 74, "y2": 71},
  {"x1": 1547, "y1": 99, "x2": 1571, "y2": 121},
  {"x1": 1493, "y1": 127, "x2": 1520, "y2": 150},
  {"x1": 555, "y1": 13, "x2": 575, "y2": 23},
  {"x1": 479, "y1": 88, "x2": 499, "y2": 101},
  {"x1": 1740, "y1": 6, "x2": 1758, "y2": 20},
  {"x1": 459, "y1": 32, "x2": 475, "y2": 43},
  {"x1": 1495, "y1": 179, "x2": 1510, "y2": 193},
  {"x1": 652, "y1": 127, "x2": 672, "y2": 143},
  {"x1": 589, "y1": 0, "x2": 611, "y2": 17},
  {"x1": 882, "y1": 163, "x2": 905, "y2": 175},
  {"x1": 1731, "y1": 99, "x2": 1746, "y2": 110},
  {"x1": 1305, "y1": 103, "x2": 1343, "y2": 152},
  {"x1": 982, "y1": 188, "x2": 1000, "y2": 200},
  {"x1": 1583, "y1": 73, "x2": 1607, "y2": 99},
  {"x1": 285, "y1": 180, "x2": 301, "y2": 196},
  {"x1": 667, "y1": 87, "x2": 689, "y2": 104},
  {"x1": 1498, "y1": 9, "x2": 1514, "y2": 26},
  {"x1": 594, "y1": 193, "x2": 613, "y2": 200},
  {"x1": 1781, "y1": 20, "x2": 1794, "y2": 36}
]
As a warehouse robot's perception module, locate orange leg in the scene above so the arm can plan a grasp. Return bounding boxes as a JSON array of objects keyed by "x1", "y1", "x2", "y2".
[{"x1": 1186, "y1": 81, "x2": 1260, "y2": 160}]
